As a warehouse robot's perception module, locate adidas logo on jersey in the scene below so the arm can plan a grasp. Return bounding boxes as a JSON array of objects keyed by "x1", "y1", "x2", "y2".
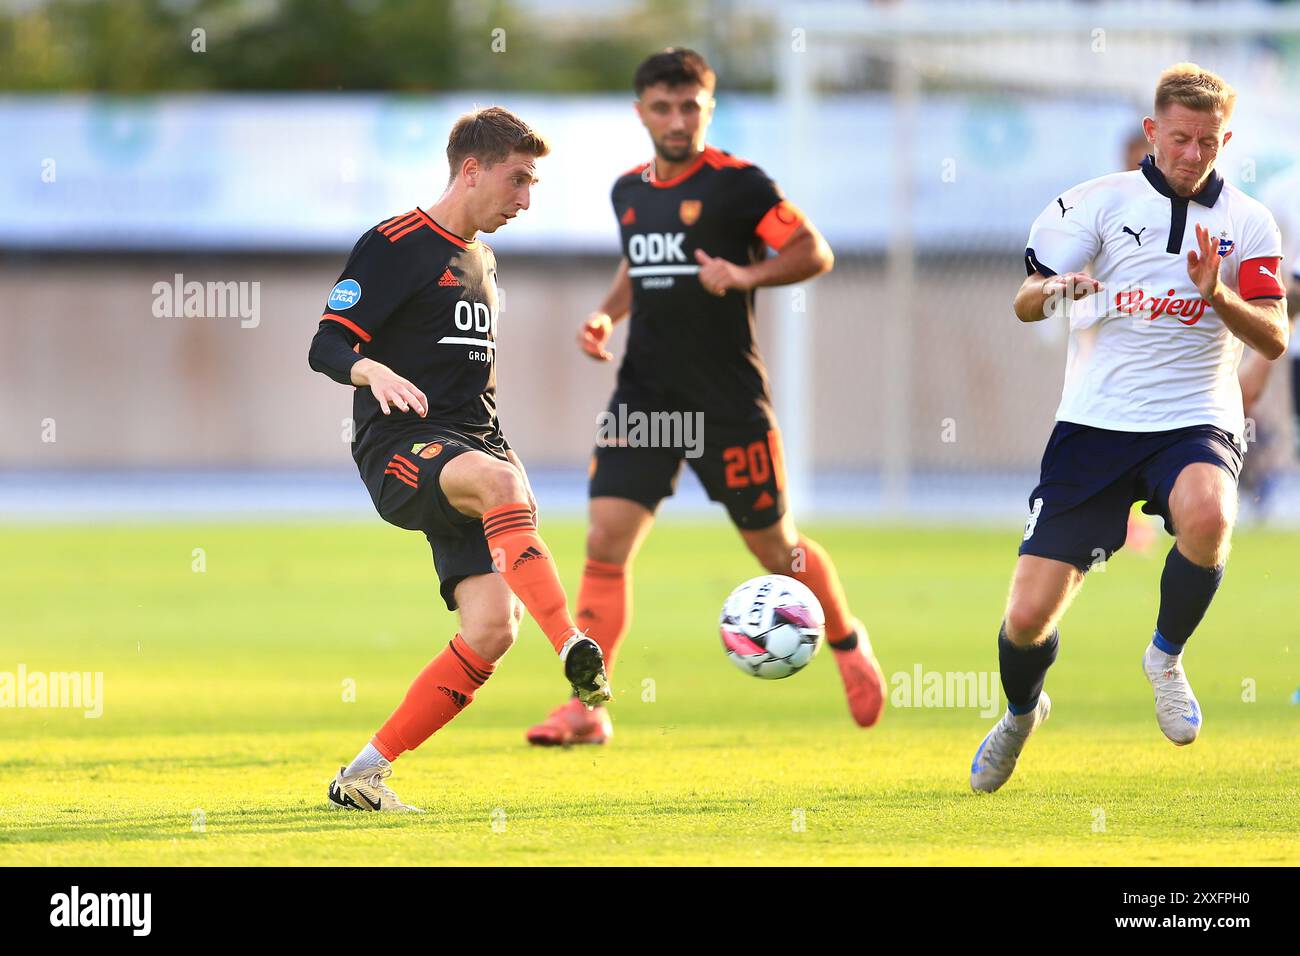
[
  {"x1": 512, "y1": 546, "x2": 545, "y2": 570},
  {"x1": 620, "y1": 207, "x2": 636, "y2": 225},
  {"x1": 438, "y1": 268, "x2": 461, "y2": 287}
]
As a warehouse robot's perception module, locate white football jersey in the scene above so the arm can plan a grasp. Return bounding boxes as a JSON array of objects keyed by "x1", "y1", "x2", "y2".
[{"x1": 1026, "y1": 156, "x2": 1285, "y2": 438}]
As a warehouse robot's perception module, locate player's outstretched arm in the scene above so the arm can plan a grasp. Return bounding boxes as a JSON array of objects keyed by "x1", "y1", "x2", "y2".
[
  {"x1": 1013, "y1": 270, "x2": 1102, "y2": 323},
  {"x1": 1188, "y1": 223, "x2": 1289, "y2": 360},
  {"x1": 578, "y1": 258, "x2": 632, "y2": 361},
  {"x1": 694, "y1": 221, "x2": 833, "y2": 297},
  {"x1": 349, "y1": 358, "x2": 428, "y2": 417}
]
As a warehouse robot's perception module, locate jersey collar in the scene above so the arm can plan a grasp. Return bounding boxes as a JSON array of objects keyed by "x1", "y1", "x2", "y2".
[
  {"x1": 1139, "y1": 154, "x2": 1224, "y2": 207},
  {"x1": 643, "y1": 149, "x2": 709, "y2": 188},
  {"x1": 416, "y1": 208, "x2": 479, "y2": 248}
]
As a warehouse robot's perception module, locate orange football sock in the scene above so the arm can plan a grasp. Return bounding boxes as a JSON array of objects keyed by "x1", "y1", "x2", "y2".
[
  {"x1": 576, "y1": 558, "x2": 632, "y2": 678},
  {"x1": 482, "y1": 503, "x2": 577, "y2": 653},
  {"x1": 791, "y1": 536, "x2": 854, "y2": 643},
  {"x1": 372, "y1": 634, "x2": 495, "y2": 760}
]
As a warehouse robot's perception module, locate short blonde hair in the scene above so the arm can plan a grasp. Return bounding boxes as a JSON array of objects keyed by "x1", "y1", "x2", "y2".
[{"x1": 1154, "y1": 62, "x2": 1236, "y2": 119}]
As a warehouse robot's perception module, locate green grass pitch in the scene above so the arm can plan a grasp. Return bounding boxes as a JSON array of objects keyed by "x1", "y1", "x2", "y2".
[{"x1": 1, "y1": 520, "x2": 1296, "y2": 866}]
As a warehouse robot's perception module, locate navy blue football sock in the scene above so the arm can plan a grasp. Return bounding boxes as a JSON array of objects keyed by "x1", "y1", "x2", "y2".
[
  {"x1": 998, "y1": 622, "x2": 1059, "y2": 716},
  {"x1": 1153, "y1": 544, "x2": 1224, "y2": 655}
]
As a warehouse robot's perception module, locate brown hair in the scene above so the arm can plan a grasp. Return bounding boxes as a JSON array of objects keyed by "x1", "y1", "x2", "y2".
[
  {"x1": 446, "y1": 106, "x2": 549, "y2": 179},
  {"x1": 1154, "y1": 63, "x2": 1237, "y2": 119}
]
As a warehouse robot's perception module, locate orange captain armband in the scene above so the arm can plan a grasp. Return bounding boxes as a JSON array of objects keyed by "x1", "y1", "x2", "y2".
[{"x1": 755, "y1": 200, "x2": 805, "y2": 251}]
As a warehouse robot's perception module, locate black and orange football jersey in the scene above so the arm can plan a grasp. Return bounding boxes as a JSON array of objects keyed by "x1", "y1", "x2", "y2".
[
  {"x1": 308, "y1": 209, "x2": 508, "y2": 456},
  {"x1": 610, "y1": 145, "x2": 805, "y2": 422}
]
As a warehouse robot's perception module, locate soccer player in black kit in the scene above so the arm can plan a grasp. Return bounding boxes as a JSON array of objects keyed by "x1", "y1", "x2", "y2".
[
  {"x1": 309, "y1": 108, "x2": 609, "y2": 812},
  {"x1": 526, "y1": 49, "x2": 886, "y2": 746}
]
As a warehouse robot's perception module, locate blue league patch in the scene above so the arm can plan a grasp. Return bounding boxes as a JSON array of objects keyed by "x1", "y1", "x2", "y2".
[{"x1": 328, "y1": 279, "x2": 362, "y2": 310}]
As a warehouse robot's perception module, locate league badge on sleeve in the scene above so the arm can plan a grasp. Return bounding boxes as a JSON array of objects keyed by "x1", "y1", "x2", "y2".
[{"x1": 328, "y1": 278, "x2": 362, "y2": 310}]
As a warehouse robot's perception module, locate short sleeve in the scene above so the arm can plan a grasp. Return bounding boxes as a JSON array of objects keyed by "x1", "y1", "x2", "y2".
[
  {"x1": 320, "y1": 230, "x2": 415, "y2": 343},
  {"x1": 731, "y1": 166, "x2": 805, "y2": 250},
  {"x1": 1024, "y1": 186, "x2": 1100, "y2": 277},
  {"x1": 1235, "y1": 204, "x2": 1286, "y2": 300}
]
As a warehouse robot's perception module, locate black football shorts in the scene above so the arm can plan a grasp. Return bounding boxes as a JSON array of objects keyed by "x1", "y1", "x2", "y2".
[
  {"x1": 588, "y1": 393, "x2": 788, "y2": 531},
  {"x1": 356, "y1": 427, "x2": 510, "y2": 611}
]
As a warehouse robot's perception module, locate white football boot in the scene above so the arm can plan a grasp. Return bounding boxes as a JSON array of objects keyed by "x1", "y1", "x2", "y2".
[
  {"x1": 328, "y1": 758, "x2": 423, "y2": 812},
  {"x1": 1143, "y1": 642, "x2": 1202, "y2": 746},
  {"x1": 970, "y1": 693, "x2": 1051, "y2": 793}
]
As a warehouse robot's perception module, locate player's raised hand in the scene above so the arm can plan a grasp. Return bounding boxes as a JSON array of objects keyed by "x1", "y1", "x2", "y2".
[
  {"x1": 1187, "y1": 222, "x2": 1225, "y2": 301},
  {"x1": 578, "y1": 311, "x2": 614, "y2": 361},
  {"x1": 1042, "y1": 271, "x2": 1103, "y2": 301},
  {"x1": 694, "y1": 248, "x2": 751, "y2": 296}
]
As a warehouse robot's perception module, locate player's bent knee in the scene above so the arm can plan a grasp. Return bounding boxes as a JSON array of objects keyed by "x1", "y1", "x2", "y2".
[
  {"x1": 460, "y1": 617, "x2": 518, "y2": 662},
  {"x1": 476, "y1": 465, "x2": 530, "y2": 513},
  {"x1": 1176, "y1": 504, "x2": 1231, "y2": 561},
  {"x1": 586, "y1": 524, "x2": 634, "y2": 566},
  {"x1": 1004, "y1": 601, "x2": 1055, "y2": 645}
]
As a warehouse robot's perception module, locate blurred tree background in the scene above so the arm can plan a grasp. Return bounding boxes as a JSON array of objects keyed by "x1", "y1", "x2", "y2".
[{"x1": 0, "y1": 0, "x2": 778, "y2": 93}]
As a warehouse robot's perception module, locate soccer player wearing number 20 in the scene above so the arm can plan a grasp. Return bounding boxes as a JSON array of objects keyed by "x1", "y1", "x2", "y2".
[
  {"x1": 525, "y1": 49, "x2": 885, "y2": 746},
  {"x1": 971, "y1": 64, "x2": 1288, "y2": 792},
  {"x1": 308, "y1": 108, "x2": 611, "y2": 812}
]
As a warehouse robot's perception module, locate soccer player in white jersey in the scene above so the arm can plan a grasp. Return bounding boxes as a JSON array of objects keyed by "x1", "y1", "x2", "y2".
[{"x1": 971, "y1": 64, "x2": 1289, "y2": 793}]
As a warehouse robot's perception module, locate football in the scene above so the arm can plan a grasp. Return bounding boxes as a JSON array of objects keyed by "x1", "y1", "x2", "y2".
[{"x1": 719, "y1": 574, "x2": 825, "y2": 679}]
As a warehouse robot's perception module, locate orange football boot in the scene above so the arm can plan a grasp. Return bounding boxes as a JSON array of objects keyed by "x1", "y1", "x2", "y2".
[
  {"x1": 831, "y1": 620, "x2": 885, "y2": 727},
  {"x1": 525, "y1": 697, "x2": 613, "y2": 746}
]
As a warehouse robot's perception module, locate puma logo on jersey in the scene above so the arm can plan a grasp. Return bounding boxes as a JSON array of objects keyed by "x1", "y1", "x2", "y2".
[
  {"x1": 1057, "y1": 198, "x2": 1073, "y2": 217},
  {"x1": 1122, "y1": 225, "x2": 1146, "y2": 246},
  {"x1": 1258, "y1": 262, "x2": 1281, "y2": 282},
  {"x1": 628, "y1": 232, "x2": 687, "y2": 264}
]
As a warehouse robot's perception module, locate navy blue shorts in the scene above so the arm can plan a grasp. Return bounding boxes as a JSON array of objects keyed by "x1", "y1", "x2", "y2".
[{"x1": 1018, "y1": 422, "x2": 1244, "y2": 572}]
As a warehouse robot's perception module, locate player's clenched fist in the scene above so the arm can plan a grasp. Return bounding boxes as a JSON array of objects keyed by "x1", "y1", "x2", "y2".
[
  {"x1": 578, "y1": 311, "x2": 614, "y2": 361},
  {"x1": 350, "y1": 358, "x2": 427, "y2": 417}
]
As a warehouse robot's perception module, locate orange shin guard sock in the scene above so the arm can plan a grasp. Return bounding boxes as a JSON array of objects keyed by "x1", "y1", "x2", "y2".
[
  {"x1": 481, "y1": 503, "x2": 577, "y2": 653},
  {"x1": 792, "y1": 536, "x2": 854, "y2": 643},
  {"x1": 576, "y1": 559, "x2": 631, "y2": 678},
  {"x1": 372, "y1": 634, "x2": 495, "y2": 760}
]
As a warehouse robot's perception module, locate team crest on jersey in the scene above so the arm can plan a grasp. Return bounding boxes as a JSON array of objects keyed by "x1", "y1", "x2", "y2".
[
  {"x1": 679, "y1": 200, "x2": 702, "y2": 226},
  {"x1": 327, "y1": 279, "x2": 361, "y2": 310},
  {"x1": 1217, "y1": 232, "x2": 1234, "y2": 257}
]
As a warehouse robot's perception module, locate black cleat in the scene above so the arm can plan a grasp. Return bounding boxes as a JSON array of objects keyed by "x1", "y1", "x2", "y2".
[{"x1": 560, "y1": 632, "x2": 612, "y2": 707}]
